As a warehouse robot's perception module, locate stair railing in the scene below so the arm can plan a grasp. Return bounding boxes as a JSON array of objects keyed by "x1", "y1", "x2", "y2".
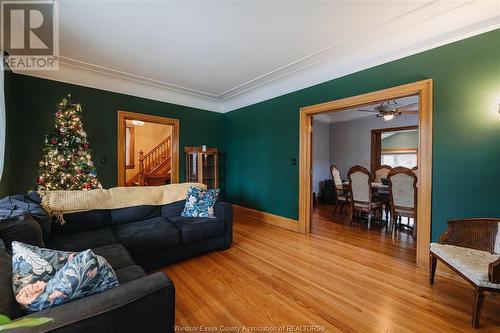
[{"x1": 138, "y1": 135, "x2": 171, "y2": 185}]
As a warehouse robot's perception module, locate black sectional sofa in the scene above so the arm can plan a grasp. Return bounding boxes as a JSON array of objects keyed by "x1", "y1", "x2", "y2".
[{"x1": 0, "y1": 194, "x2": 233, "y2": 333}]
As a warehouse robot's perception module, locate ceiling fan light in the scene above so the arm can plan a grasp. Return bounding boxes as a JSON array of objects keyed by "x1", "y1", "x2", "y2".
[{"x1": 383, "y1": 114, "x2": 395, "y2": 121}]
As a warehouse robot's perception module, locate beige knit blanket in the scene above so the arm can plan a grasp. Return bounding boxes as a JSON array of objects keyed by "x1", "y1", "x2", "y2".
[{"x1": 39, "y1": 183, "x2": 206, "y2": 224}]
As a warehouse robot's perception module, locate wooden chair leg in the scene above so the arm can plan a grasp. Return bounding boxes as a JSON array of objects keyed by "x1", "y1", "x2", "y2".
[
  {"x1": 332, "y1": 203, "x2": 338, "y2": 217},
  {"x1": 429, "y1": 253, "x2": 437, "y2": 285},
  {"x1": 349, "y1": 207, "x2": 354, "y2": 225},
  {"x1": 413, "y1": 218, "x2": 417, "y2": 239},
  {"x1": 472, "y1": 289, "x2": 485, "y2": 328}
]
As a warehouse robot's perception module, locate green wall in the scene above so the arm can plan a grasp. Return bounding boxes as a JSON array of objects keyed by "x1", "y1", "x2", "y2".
[
  {"x1": 382, "y1": 130, "x2": 418, "y2": 150},
  {"x1": 224, "y1": 29, "x2": 500, "y2": 241},
  {"x1": 8, "y1": 74, "x2": 224, "y2": 194}
]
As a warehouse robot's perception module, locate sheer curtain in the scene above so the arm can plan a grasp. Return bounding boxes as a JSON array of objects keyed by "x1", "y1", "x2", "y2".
[{"x1": 0, "y1": 61, "x2": 5, "y2": 181}]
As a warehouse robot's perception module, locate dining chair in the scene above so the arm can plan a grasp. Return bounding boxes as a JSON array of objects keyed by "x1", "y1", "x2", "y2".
[
  {"x1": 411, "y1": 166, "x2": 419, "y2": 178},
  {"x1": 347, "y1": 166, "x2": 383, "y2": 228},
  {"x1": 373, "y1": 165, "x2": 392, "y2": 183},
  {"x1": 330, "y1": 164, "x2": 343, "y2": 189},
  {"x1": 331, "y1": 164, "x2": 349, "y2": 216},
  {"x1": 388, "y1": 166, "x2": 418, "y2": 237}
]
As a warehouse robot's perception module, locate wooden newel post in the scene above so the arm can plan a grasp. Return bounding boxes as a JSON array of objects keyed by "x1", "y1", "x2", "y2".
[{"x1": 138, "y1": 150, "x2": 145, "y2": 186}]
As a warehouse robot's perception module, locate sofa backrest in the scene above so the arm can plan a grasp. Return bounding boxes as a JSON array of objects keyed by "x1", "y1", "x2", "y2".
[
  {"x1": 51, "y1": 201, "x2": 183, "y2": 233},
  {"x1": 110, "y1": 205, "x2": 161, "y2": 226},
  {"x1": 51, "y1": 210, "x2": 112, "y2": 235},
  {"x1": 0, "y1": 211, "x2": 45, "y2": 250}
]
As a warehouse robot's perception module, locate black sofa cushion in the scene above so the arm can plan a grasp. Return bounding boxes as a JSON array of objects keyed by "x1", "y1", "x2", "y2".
[
  {"x1": 92, "y1": 244, "x2": 136, "y2": 270},
  {"x1": 167, "y1": 216, "x2": 225, "y2": 244},
  {"x1": 114, "y1": 265, "x2": 146, "y2": 283},
  {"x1": 0, "y1": 211, "x2": 44, "y2": 250},
  {"x1": 48, "y1": 227, "x2": 119, "y2": 251},
  {"x1": 52, "y1": 210, "x2": 112, "y2": 235},
  {"x1": 113, "y1": 217, "x2": 180, "y2": 255},
  {"x1": 1, "y1": 194, "x2": 52, "y2": 243},
  {"x1": 161, "y1": 200, "x2": 186, "y2": 217},
  {"x1": 0, "y1": 247, "x2": 23, "y2": 319},
  {"x1": 110, "y1": 205, "x2": 161, "y2": 226}
]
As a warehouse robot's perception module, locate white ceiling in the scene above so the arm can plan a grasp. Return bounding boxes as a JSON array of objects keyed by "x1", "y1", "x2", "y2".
[
  {"x1": 314, "y1": 95, "x2": 419, "y2": 124},
  {"x1": 17, "y1": 0, "x2": 500, "y2": 113}
]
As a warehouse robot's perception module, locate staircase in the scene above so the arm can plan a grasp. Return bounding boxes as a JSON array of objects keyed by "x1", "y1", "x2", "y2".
[{"x1": 127, "y1": 135, "x2": 172, "y2": 186}]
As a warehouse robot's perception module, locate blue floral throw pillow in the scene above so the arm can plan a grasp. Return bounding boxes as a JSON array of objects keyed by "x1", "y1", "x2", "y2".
[
  {"x1": 12, "y1": 242, "x2": 119, "y2": 313},
  {"x1": 181, "y1": 186, "x2": 220, "y2": 218}
]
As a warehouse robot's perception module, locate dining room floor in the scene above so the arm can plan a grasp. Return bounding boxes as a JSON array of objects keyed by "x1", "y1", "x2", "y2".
[{"x1": 312, "y1": 203, "x2": 416, "y2": 264}]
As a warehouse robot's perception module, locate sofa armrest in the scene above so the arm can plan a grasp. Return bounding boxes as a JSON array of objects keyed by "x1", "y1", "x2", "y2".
[
  {"x1": 215, "y1": 201, "x2": 232, "y2": 248},
  {"x1": 439, "y1": 218, "x2": 500, "y2": 252},
  {"x1": 489, "y1": 258, "x2": 500, "y2": 283},
  {"x1": 17, "y1": 272, "x2": 175, "y2": 333}
]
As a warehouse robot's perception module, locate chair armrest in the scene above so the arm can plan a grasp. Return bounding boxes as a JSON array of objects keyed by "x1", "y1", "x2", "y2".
[
  {"x1": 18, "y1": 272, "x2": 175, "y2": 333},
  {"x1": 439, "y1": 218, "x2": 500, "y2": 253},
  {"x1": 489, "y1": 258, "x2": 500, "y2": 283}
]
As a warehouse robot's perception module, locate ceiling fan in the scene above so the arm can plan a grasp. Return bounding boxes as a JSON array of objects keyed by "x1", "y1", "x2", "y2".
[{"x1": 357, "y1": 100, "x2": 418, "y2": 121}]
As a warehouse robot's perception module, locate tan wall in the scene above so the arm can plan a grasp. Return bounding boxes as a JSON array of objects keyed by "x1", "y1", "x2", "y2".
[{"x1": 126, "y1": 121, "x2": 172, "y2": 182}]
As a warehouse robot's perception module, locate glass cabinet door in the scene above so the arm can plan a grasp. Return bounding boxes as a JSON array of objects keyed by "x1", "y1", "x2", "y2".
[
  {"x1": 186, "y1": 153, "x2": 198, "y2": 182},
  {"x1": 202, "y1": 153, "x2": 215, "y2": 188}
]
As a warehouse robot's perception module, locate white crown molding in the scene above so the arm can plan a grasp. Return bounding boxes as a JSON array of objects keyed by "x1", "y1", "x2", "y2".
[
  {"x1": 16, "y1": 61, "x2": 225, "y2": 112},
  {"x1": 13, "y1": 1, "x2": 500, "y2": 114}
]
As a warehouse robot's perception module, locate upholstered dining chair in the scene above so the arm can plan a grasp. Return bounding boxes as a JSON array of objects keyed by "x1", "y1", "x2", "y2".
[
  {"x1": 330, "y1": 164, "x2": 343, "y2": 189},
  {"x1": 388, "y1": 167, "x2": 418, "y2": 237},
  {"x1": 411, "y1": 166, "x2": 419, "y2": 178},
  {"x1": 330, "y1": 164, "x2": 349, "y2": 216},
  {"x1": 373, "y1": 165, "x2": 392, "y2": 183},
  {"x1": 347, "y1": 166, "x2": 383, "y2": 228}
]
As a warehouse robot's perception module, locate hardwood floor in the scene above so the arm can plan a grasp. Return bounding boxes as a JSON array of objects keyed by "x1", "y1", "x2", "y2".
[
  {"x1": 313, "y1": 204, "x2": 416, "y2": 265},
  {"x1": 160, "y1": 207, "x2": 500, "y2": 332}
]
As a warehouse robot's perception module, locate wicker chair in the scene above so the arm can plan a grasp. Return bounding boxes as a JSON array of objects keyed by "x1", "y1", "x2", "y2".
[
  {"x1": 429, "y1": 218, "x2": 500, "y2": 328},
  {"x1": 347, "y1": 166, "x2": 382, "y2": 228}
]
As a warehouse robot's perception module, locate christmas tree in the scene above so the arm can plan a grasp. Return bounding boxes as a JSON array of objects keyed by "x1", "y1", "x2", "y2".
[{"x1": 36, "y1": 94, "x2": 102, "y2": 191}]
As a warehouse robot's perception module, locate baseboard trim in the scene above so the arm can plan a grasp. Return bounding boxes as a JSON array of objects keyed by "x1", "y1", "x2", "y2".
[{"x1": 233, "y1": 205, "x2": 299, "y2": 232}]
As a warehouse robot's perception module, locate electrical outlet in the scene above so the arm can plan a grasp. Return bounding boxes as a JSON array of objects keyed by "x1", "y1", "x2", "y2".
[{"x1": 292, "y1": 158, "x2": 296, "y2": 166}]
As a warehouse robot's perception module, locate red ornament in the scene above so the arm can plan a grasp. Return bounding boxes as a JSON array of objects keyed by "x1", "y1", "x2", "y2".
[
  {"x1": 37, "y1": 176, "x2": 45, "y2": 184},
  {"x1": 51, "y1": 138, "x2": 58, "y2": 145},
  {"x1": 55, "y1": 111, "x2": 62, "y2": 118},
  {"x1": 83, "y1": 143, "x2": 90, "y2": 149},
  {"x1": 60, "y1": 160, "x2": 67, "y2": 167}
]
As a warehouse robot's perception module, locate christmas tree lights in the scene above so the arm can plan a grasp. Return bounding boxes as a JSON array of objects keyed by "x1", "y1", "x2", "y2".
[{"x1": 36, "y1": 94, "x2": 102, "y2": 191}]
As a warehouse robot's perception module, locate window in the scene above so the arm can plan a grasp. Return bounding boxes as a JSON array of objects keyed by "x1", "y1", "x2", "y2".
[
  {"x1": 381, "y1": 151, "x2": 417, "y2": 168},
  {"x1": 0, "y1": 61, "x2": 5, "y2": 182}
]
